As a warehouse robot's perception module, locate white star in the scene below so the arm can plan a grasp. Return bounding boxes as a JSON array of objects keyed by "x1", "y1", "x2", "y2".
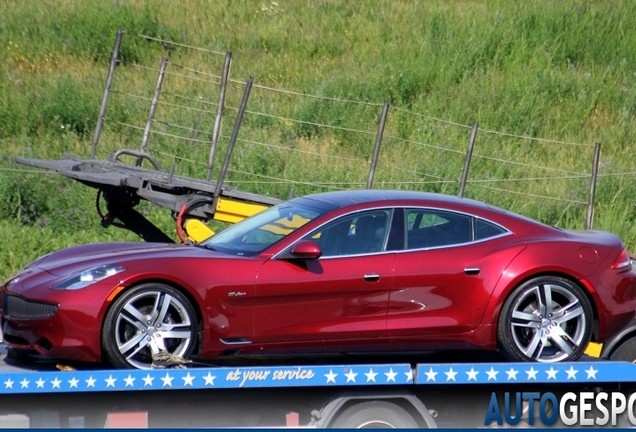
[
  {"x1": 506, "y1": 368, "x2": 519, "y2": 381},
  {"x1": 143, "y1": 374, "x2": 155, "y2": 387},
  {"x1": 345, "y1": 370, "x2": 358, "y2": 383},
  {"x1": 566, "y1": 366, "x2": 578, "y2": 380},
  {"x1": 124, "y1": 375, "x2": 136, "y2": 387},
  {"x1": 365, "y1": 369, "x2": 378, "y2": 383},
  {"x1": 68, "y1": 378, "x2": 79, "y2": 388},
  {"x1": 161, "y1": 373, "x2": 174, "y2": 387},
  {"x1": 20, "y1": 378, "x2": 30, "y2": 389},
  {"x1": 203, "y1": 372, "x2": 216, "y2": 386},
  {"x1": 424, "y1": 368, "x2": 438, "y2": 382},
  {"x1": 4, "y1": 378, "x2": 14, "y2": 389},
  {"x1": 444, "y1": 367, "x2": 458, "y2": 382},
  {"x1": 36, "y1": 378, "x2": 46, "y2": 388},
  {"x1": 466, "y1": 368, "x2": 479, "y2": 381},
  {"x1": 546, "y1": 367, "x2": 558, "y2": 380},
  {"x1": 51, "y1": 377, "x2": 62, "y2": 389},
  {"x1": 486, "y1": 367, "x2": 499, "y2": 381},
  {"x1": 85, "y1": 376, "x2": 96, "y2": 388},
  {"x1": 586, "y1": 366, "x2": 598, "y2": 380},
  {"x1": 404, "y1": 369, "x2": 413, "y2": 382},
  {"x1": 51, "y1": 377, "x2": 62, "y2": 388},
  {"x1": 105, "y1": 375, "x2": 117, "y2": 388},
  {"x1": 325, "y1": 369, "x2": 338, "y2": 384},
  {"x1": 182, "y1": 373, "x2": 195, "y2": 387},
  {"x1": 385, "y1": 368, "x2": 397, "y2": 383},
  {"x1": 526, "y1": 367, "x2": 538, "y2": 380}
]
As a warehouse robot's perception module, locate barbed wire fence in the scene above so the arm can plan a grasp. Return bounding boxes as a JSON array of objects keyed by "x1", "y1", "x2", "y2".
[{"x1": 84, "y1": 30, "x2": 606, "y2": 228}]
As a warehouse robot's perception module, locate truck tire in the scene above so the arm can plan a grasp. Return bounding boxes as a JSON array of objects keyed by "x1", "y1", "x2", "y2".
[
  {"x1": 609, "y1": 336, "x2": 636, "y2": 362},
  {"x1": 331, "y1": 401, "x2": 419, "y2": 428}
]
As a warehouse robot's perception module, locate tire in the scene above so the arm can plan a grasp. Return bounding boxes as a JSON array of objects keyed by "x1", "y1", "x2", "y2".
[
  {"x1": 498, "y1": 276, "x2": 593, "y2": 363},
  {"x1": 331, "y1": 401, "x2": 419, "y2": 428},
  {"x1": 609, "y1": 336, "x2": 636, "y2": 362},
  {"x1": 102, "y1": 283, "x2": 198, "y2": 369}
]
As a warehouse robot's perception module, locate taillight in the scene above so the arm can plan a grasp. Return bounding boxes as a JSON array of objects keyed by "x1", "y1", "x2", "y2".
[{"x1": 611, "y1": 248, "x2": 632, "y2": 270}]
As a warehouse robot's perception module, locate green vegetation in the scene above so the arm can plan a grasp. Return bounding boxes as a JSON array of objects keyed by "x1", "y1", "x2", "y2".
[{"x1": 2, "y1": 0, "x2": 636, "y2": 279}]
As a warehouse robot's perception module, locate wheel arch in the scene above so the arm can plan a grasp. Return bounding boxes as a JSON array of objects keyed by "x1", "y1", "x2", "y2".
[
  {"x1": 311, "y1": 389, "x2": 437, "y2": 428},
  {"x1": 600, "y1": 320, "x2": 636, "y2": 359}
]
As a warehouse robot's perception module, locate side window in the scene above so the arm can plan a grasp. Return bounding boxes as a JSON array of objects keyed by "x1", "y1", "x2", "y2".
[
  {"x1": 306, "y1": 210, "x2": 391, "y2": 257},
  {"x1": 474, "y1": 218, "x2": 507, "y2": 240},
  {"x1": 406, "y1": 209, "x2": 472, "y2": 249}
]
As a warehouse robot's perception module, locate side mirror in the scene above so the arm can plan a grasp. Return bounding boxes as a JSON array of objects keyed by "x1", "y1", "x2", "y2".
[{"x1": 290, "y1": 240, "x2": 322, "y2": 260}]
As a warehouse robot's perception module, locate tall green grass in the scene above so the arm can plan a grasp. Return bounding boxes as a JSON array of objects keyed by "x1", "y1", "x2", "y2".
[{"x1": 3, "y1": 0, "x2": 636, "y2": 280}]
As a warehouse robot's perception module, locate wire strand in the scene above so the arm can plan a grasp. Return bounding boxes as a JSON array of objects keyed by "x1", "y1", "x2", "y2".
[{"x1": 135, "y1": 34, "x2": 226, "y2": 56}]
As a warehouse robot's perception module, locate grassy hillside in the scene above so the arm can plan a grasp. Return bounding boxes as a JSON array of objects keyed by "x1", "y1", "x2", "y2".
[{"x1": 2, "y1": 0, "x2": 636, "y2": 278}]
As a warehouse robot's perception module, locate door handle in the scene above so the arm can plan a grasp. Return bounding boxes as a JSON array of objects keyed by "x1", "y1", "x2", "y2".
[
  {"x1": 364, "y1": 274, "x2": 380, "y2": 282},
  {"x1": 464, "y1": 267, "x2": 480, "y2": 275}
]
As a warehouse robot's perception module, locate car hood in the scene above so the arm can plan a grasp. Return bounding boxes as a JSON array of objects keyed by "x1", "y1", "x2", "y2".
[{"x1": 34, "y1": 242, "x2": 228, "y2": 277}]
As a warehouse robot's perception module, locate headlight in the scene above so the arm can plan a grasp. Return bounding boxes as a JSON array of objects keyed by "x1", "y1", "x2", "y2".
[{"x1": 52, "y1": 265, "x2": 126, "y2": 290}]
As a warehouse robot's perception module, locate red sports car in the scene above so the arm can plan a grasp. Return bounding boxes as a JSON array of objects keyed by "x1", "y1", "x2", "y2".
[{"x1": 2, "y1": 190, "x2": 636, "y2": 369}]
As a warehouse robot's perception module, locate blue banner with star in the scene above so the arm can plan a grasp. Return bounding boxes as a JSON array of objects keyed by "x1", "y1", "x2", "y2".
[
  {"x1": 1, "y1": 361, "x2": 634, "y2": 394},
  {"x1": 0, "y1": 364, "x2": 413, "y2": 394},
  {"x1": 414, "y1": 361, "x2": 624, "y2": 384}
]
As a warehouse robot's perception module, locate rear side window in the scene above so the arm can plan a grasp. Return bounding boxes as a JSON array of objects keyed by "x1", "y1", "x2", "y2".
[
  {"x1": 405, "y1": 209, "x2": 472, "y2": 249},
  {"x1": 474, "y1": 218, "x2": 507, "y2": 240},
  {"x1": 404, "y1": 209, "x2": 507, "y2": 250}
]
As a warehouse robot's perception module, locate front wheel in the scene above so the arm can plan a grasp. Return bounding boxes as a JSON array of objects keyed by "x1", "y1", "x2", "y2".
[
  {"x1": 498, "y1": 276, "x2": 593, "y2": 363},
  {"x1": 102, "y1": 283, "x2": 198, "y2": 369}
]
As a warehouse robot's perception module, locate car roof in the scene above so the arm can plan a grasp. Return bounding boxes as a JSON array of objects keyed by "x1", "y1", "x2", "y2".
[
  {"x1": 290, "y1": 189, "x2": 491, "y2": 212},
  {"x1": 289, "y1": 189, "x2": 559, "y2": 237}
]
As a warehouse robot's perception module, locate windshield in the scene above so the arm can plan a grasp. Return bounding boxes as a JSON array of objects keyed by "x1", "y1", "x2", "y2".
[{"x1": 201, "y1": 202, "x2": 324, "y2": 256}]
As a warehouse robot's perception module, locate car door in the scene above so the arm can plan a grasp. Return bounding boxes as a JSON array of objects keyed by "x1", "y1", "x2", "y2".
[
  {"x1": 253, "y1": 209, "x2": 396, "y2": 344},
  {"x1": 388, "y1": 207, "x2": 524, "y2": 336}
]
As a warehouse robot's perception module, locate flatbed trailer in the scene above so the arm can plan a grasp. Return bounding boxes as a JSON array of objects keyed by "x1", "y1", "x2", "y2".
[
  {"x1": 7, "y1": 31, "x2": 636, "y2": 429},
  {"x1": 1, "y1": 342, "x2": 636, "y2": 428}
]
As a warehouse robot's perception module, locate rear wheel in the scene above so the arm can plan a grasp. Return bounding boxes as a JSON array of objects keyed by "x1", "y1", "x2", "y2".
[
  {"x1": 102, "y1": 283, "x2": 198, "y2": 369},
  {"x1": 498, "y1": 276, "x2": 593, "y2": 363},
  {"x1": 331, "y1": 401, "x2": 419, "y2": 428}
]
